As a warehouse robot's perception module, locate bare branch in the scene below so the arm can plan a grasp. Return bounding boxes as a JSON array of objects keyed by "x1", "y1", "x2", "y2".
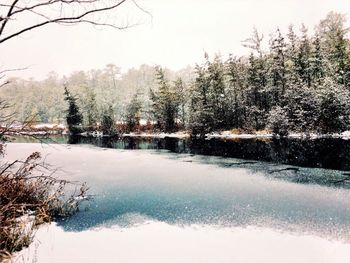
[
  {"x1": 0, "y1": 66, "x2": 29, "y2": 76},
  {"x1": 59, "y1": 19, "x2": 140, "y2": 30},
  {"x1": 0, "y1": 0, "x2": 150, "y2": 44},
  {"x1": 0, "y1": 0, "x2": 20, "y2": 36}
]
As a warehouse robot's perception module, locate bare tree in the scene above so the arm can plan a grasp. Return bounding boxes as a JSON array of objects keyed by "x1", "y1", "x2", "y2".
[{"x1": 0, "y1": 0, "x2": 147, "y2": 45}]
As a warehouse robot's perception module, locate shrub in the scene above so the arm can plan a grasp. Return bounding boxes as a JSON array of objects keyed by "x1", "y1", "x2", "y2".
[
  {"x1": 267, "y1": 106, "x2": 289, "y2": 136},
  {"x1": 0, "y1": 148, "x2": 88, "y2": 260}
]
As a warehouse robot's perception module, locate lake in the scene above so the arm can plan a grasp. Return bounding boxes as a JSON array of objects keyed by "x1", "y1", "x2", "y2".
[{"x1": 8, "y1": 136, "x2": 350, "y2": 263}]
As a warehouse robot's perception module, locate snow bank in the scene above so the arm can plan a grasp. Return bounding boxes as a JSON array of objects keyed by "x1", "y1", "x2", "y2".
[
  {"x1": 335, "y1": 131, "x2": 350, "y2": 140},
  {"x1": 33, "y1": 123, "x2": 66, "y2": 129},
  {"x1": 5, "y1": 124, "x2": 350, "y2": 140},
  {"x1": 208, "y1": 130, "x2": 350, "y2": 140},
  {"x1": 15, "y1": 222, "x2": 350, "y2": 263},
  {"x1": 121, "y1": 130, "x2": 350, "y2": 140},
  {"x1": 207, "y1": 130, "x2": 274, "y2": 139}
]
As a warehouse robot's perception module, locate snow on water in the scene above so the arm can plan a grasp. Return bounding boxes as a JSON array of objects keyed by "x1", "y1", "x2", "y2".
[
  {"x1": 16, "y1": 221, "x2": 350, "y2": 263},
  {"x1": 5, "y1": 143, "x2": 350, "y2": 263}
]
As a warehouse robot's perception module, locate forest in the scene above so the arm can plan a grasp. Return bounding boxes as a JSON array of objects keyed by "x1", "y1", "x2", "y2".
[
  {"x1": 1, "y1": 11, "x2": 350, "y2": 136},
  {"x1": 1, "y1": 0, "x2": 350, "y2": 261}
]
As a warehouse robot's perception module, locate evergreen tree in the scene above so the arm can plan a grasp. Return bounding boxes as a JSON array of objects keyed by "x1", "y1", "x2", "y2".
[
  {"x1": 150, "y1": 66, "x2": 179, "y2": 132},
  {"x1": 101, "y1": 105, "x2": 115, "y2": 135},
  {"x1": 174, "y1": 78, "x2": 187, "y2": 126},
  {"x1": 310, "y1": 35, "x2": 325, "y2": 85},
  {"x1": 125, "y1": 93, "x2": 142, "y2": 132},
  {"x1": 226, "y1": 55, "x2": 246, "y2": 128},
  {"x1": 317, "y1": 78, "x2": 349, "y2": 133},
  {"x1": 85, "y1": 89, "x2": 99, "y2": 129},
  {"x1": 207, "y1": 55, "x2": 228, "y2": 129},
  {"x1": 242, "y1": 29, "x2": 269, "y2": 130},
  {"x1": 286, "y1": 25, "x2": 300, "y2": 85},
  {"x1": 247, "y1": 53, "x2": 260, "y2": 105},
  {"x1": 189, "y1": 62, "x2": 214, "y2": 137},
  {"x1": 64, "y1": 86, "x2": 83, "y2": 135},
  {"x1": 317, "y1": 12, "x2": 350, "y2": 85},
  {"x1": 246, "y1": 53, "x2": 267, "y2": 129},
  {"x1": 296, "y1": 24, "x2": 312, "y2": 87},
  {"x1": 283, "y1": 85, "x2": 318, "y2": 132},
  {"x1": 269, "y1": 28, "x2": 287, "y2": 99},
  {"x1": 267, "y1": 106, "x2": 289, "y2": 136}
]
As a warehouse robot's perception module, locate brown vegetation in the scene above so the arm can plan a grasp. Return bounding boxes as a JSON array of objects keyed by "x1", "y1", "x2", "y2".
[{"x1": 0, "y1": 144, "x2": 88, "y2": 261}]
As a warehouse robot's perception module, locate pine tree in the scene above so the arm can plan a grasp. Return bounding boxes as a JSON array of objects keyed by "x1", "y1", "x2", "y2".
[
  {"x1": 317, "y1": 78, "x2": 349, "y2": 133},
  {"x1": 188, "y1": 63, "x2": 214, "y2": 137},
  {"x1": 64, "y1": 86, "x2": 83, "y2": 135},
  {"x1": 317, "y1": 12, "x2": 350, "y2": 85},
  {"x1": 286, "y1": 25, "x2": 300, "y2": 84},
  {"x1": 226, "y1": 55, "x2": 245, "y2": 128},
  {"x1": 125, "y1": 93, "x2": 142, "y2": 132},
  {"x1": 174, "y1": 78, "x2": 187, "y2": 126},
  {"x1": 310, "y1": 35, "x2": 325, "y2": 85},
  {"x1": 283, "y1": 84, "x2": 318, "y2": 132},
  {"x1": 101, "y1": 105, "x2": 115, "y2": 135},
  {"x1": 207, "y1": 55, "x2": 228, "y2": 129},
  {"x1": 85, "y1": 89, "x2": 99, "y2": 129},
  {"x1": 267, "y1": 106, "x2": 289, "y2": 136},
  {"x1": 242, "y1": 29, "x2": 270, "y2": 130},
  {"x1": 149, "y1": 67, "x2": 179, "y2": 132},
  {"x1": 296, "y1": 24, "x2": 312, "y2": 87},
  {"x1": 269, "y1": 28, "x2": 287, "y2": 97}
]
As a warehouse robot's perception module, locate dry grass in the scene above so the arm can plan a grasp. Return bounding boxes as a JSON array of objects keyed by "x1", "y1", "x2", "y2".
[
  {"x1": 255, "y1": 129, "x2": 272, "y2": 135},
  {"x1": 229, "y1": 128, "x2": 243, "y2": 135},
  {"x1": 0, "y1": 146, "x2": 88, "y2": 261},
  {"x1": 229, "y1": 128, "x2": 272, "y2": 136}
]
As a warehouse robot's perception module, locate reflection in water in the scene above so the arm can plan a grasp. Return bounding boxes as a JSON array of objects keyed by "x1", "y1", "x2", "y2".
[
  {"x1": 13, "y1": 134, "x2": 350, "y2": 171},
  {"x1": 47, "y1": 148, "x2": 349, "y2": 241}
]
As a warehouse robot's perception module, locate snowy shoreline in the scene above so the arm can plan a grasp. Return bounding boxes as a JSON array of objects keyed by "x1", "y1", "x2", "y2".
[
  {"x1": 14, "y1": 221, "x2": 350, "y2": 263},
  {"x1": 122, "y1": 131, "x2": 350, "y2": 140},
  {"x1": 8, "y1": 130, "x2": 350, "y2": 140},
  {"x1": 4, "y1": 123, "x2": 350, "y2": 140},
  {"x1": 205, "y1": 130, "x2": 350, "y2": 140}
]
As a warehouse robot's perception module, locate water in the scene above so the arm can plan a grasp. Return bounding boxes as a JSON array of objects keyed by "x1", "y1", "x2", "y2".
[
  {"x1": 12, "y1": 135, "x2": 350, "y2": 170},
  {"x1": 6, "y1": 137, "x2": 350, "y2": 263}
]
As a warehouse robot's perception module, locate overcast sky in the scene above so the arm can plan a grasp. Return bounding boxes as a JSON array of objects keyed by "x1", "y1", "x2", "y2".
[{"x1": 1, "y1": 0, "x2": 350, "y2": 79}]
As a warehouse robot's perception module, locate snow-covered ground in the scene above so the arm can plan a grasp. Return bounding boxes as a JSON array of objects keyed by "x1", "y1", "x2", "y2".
[
  {"x1": 32, "y1": 123, "x2": 66, "y2": 129},
  {"x1": 123, "y1": 131, "x2": 189, "y2": 139},
  {"x1": 206, "y1": 130, "x2": 350, "y2": 140},
  {"x1": 15, "y1": 222, "x2": 350, "y2": 263}
]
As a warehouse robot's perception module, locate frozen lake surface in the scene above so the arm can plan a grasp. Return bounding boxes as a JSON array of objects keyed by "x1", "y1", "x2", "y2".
[{"x1": 6, "y1": 142, "x2": 350, "y2": 263}]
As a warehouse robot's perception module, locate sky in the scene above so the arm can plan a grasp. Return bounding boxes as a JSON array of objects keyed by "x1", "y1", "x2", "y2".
[{"x1": 1, "y1": 0, "x2": 350, "y2": 80}]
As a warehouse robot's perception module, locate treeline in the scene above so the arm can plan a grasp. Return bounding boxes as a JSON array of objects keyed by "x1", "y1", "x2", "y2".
[
  {"x1": 2, "y1": 12, "x2": 350, "y2": 136},
  {"x1": 144, "y1": 12, "x2": 350, "y2": 136},
  {"x1": 0, "y1": 64, "x2": 193, "y2": 126}
]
